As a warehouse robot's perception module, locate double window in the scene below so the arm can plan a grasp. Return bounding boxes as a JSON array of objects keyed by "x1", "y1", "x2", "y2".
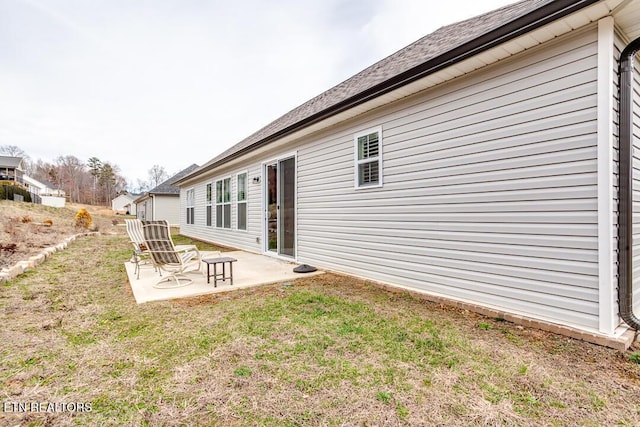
[
  {"x1": 237, "y1": 172, "x2": 247, "y2": 230},
  {"x1": 216, "y1": 178, "x2": 231, "y2": 229},
  {"x1": 204, "y1": 173, "x2": 248, "y2": 230},
  {"x1": 354, "y1": 127, "x2": 382, "y2": 188},
  {"x1": 186, "y1": 189, "x2": 195, "y2": 224}
]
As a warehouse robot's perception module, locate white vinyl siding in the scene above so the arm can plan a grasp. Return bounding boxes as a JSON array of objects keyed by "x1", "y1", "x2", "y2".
[
  {"x1": 180, "y1": 165, "x2": 262, "y2": 252},
  {"x1": 152, "y1": 196, "x2": 180, "y2": 225},
  {"x1": 295, "y1": 26, "x2": 601, "y2": 331},
  {"x1": 180, "y1": 25, "x2": 607, "y2": 333},
  {"x1": 137, "y1": 200, "x2": 149, "y2": 221}
]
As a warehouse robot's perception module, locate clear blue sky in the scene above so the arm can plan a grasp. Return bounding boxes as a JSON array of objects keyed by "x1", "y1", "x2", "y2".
[{"x1": 0, "y1": 0, "x2": 515, "y2": 188}]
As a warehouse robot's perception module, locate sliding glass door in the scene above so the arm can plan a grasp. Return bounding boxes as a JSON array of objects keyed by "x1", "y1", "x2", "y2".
[{"x1": 264, "y1": 156, "x2": 295, "y2": 258}]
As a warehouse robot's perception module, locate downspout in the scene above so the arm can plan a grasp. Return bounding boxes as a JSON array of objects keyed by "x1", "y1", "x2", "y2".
[{"x1": 617, "y1": 35, "x2": 640, "y2": 330}]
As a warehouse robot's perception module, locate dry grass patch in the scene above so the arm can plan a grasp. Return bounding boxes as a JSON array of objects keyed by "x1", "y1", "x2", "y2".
[
  {"x1": 0, "y1": 200, "x2": 122, "y2": 269},
  {"x1": 1, "y1": 232, "x2": 640, "y2": 426}
]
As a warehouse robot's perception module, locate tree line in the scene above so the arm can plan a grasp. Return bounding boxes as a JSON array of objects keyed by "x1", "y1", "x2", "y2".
[{"x1": 1, "y1": 145, "x2": 169, "y2": 206}]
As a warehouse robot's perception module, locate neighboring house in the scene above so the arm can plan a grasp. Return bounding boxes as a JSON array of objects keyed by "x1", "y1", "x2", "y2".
[
  {"x1": 123, "y1": 201, "x2": 137, "y2": 216},
  {"x1": 0, "y1": 155, "x2": 26, "y2": 185},
  {"x1": 22, "y1": 175, "x2": 65, "y2": 197},
  {"x1": 0, "y1": 156, "x2": 66, "y2": 207},
  {"x1": 135, "y1": 164, "x2": 199, "y2": 225},
  {"x1": 112, "y1": 192, "x2": 139, "y2": 214},
  {"x1": 174, "y1": 0, "x2": 640, "y2": 347},
  {"x1": 22, "y1": 175, "x2": 66, "y2": 207}
]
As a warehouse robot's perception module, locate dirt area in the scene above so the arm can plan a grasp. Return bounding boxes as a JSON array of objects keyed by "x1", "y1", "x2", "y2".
[{"x1": 0, "y1": 200, "x2": 125, "y2": 269}]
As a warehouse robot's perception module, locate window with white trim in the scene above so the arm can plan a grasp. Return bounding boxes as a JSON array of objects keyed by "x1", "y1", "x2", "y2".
[
  {"x1": 215, "y1": 177, "x2": 231, "y2": 229},
  {"x1": 186, "y1": 189, "x2": 195, "y2": 225},
  {"x1": 205, "y1": 183, "x2": 212, "y2": 226},
  {"x1": 237, "y1": 172, "x2": 247, "y2": 230},
  {"x1": 354, "y1": 128, "x2": 382, "y2": 188}
]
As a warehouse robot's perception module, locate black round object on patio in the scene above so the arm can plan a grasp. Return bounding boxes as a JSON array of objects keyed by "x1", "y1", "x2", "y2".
[{"x1": 293, "y1": 264, "x2": 317, "y2": 273}]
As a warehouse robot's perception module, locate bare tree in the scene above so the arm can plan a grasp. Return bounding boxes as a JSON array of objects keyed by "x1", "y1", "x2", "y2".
[
  {"x1": 136, "y1": 178, "x2": 150, "y2": 193},
  {"x1": 115, "y1": 174, "x2": 128, "y2": 195},
  {"x1": 24, "y1": 158, "x2": 36, "y2": 176},
  {"x1": 56, "y1": 155, "x2": 84, "y2": 203},
  {"x1": 1, "y1": 145, "x2": 34, "y2": 175},
  {"x1": 148, "y1": 165, "x2": 168, "y2": 189},
  {"x1": 31, "y1": 159, "x2": 52, "y2": 183},
  {"x1": 7, "y1": 148, "x2": 128, "y2": 205},
  {"x1": 0, "y1": 145, "x2": 28, "y2": 158},
  {"x1": 32, "y1": 159, "x2": 65, "y2": 194}
]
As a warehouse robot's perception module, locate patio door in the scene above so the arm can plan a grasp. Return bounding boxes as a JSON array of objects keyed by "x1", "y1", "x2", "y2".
[{"x1": 265, "y1": 156, "x2": 296, "y2": 258}]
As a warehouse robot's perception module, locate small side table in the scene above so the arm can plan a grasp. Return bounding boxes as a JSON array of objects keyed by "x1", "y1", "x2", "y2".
[{"x1": 202, "y1": 257, "x2": 237, "y2": 287}]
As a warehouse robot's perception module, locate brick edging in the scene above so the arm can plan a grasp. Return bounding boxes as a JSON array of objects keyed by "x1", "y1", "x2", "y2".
[{"x1": 0, "y1": 232, "x2": 99, "y2": 283}]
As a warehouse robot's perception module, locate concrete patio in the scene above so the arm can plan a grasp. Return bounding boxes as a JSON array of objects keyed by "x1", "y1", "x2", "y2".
[{"x1": 125, "y1": 250, "x2": 324, "y2": 304}]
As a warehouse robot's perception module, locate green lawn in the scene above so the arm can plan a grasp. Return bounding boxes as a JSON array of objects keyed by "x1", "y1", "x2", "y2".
[
  {"x1": 170, "y1": 230, "x2": 226, "y2": 252},
  {"x1": 1, "y1": 233, "x2": 640, "y2": 426}
]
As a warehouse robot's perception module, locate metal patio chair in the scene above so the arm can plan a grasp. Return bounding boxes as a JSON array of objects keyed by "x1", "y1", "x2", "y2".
[
  {"x1": 142, "y1": 220, "x2": 202, "y2": 288},
  {"x1": 125, "y1": 218, "x2": 154, "y2": 279}
]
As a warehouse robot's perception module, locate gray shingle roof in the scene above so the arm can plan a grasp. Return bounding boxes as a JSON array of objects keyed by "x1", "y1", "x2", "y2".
[
  {"x1": 0, "y1": 156, "x2": 25, "y2": 169},
  {"x1": 178, "y1": 0, "x2": 586, "y2": 184},
  {"x1": 148, "y1": 164, "x2": 199, "y2": 195},
  {"x1": 39, "y1": 179, "x2": 58, "y2": 189}
]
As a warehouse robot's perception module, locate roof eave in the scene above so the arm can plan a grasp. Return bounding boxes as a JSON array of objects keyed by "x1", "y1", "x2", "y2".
[{"x1": 175, "y1": 0, "x2": 599, "y2": 186}]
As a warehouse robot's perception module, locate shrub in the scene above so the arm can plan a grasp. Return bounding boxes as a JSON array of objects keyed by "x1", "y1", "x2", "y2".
[
  {"x1": 21, "y1": 216, "x2": 32, "y2": 223},
  {"x1": 74, "y1": 208, "x2": 92, "y2": 229},
  {"x1": 0, "y1": 182, "x2": 32, "y2": 202}
]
